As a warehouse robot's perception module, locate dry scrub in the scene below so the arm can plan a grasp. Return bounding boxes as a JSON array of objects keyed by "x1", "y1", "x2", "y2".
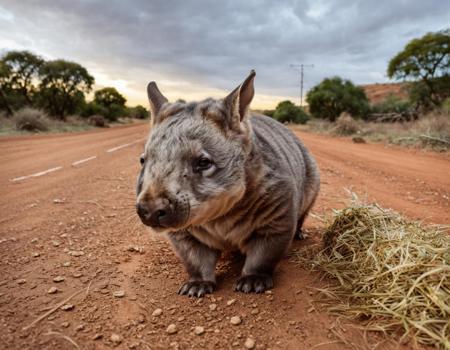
[
  {"x1": 296, "y1": 199, "x2": 450, "y2": 349},
  {"x1": 298, "y1": 113, "x2": 450, "y2": 151},
  {"x1": 0, "y1": 108, "x2": 94, "y2": 135}
]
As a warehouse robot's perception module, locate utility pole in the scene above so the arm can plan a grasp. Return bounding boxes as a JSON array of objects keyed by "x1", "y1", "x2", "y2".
[{"x1": 290, "y1": 64, "x2": 314, "y2": 106}]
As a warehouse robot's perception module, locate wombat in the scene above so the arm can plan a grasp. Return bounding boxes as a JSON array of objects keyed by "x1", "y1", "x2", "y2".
[{"x1": 136, "y1": 70, "x2": 320, "y2": 297}]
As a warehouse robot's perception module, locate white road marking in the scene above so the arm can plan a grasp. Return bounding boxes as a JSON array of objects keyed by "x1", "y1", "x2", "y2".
[
  {"x1": 10, "y1": 137, "x2": 145, "y2": 182},
  {"x1": 11, "y1": 166, "x2": 63, "y2": 182},
  {"x1": 72, "y1": 156, "x2": 97, "y2": 166},
  {"x1": 106, "y1": 139, "x2": 144, "y2": 153},
  {"x1": 106, "y1": 143, "x2": 133, "y2": 153}
]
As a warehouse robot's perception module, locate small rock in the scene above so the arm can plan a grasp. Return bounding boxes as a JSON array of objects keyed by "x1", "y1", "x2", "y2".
[
  {"x1": 209, "y1": 303, "x2": 217, "y2": 311},
  {"x1": 194, "y1": 326, "x2": 205, "y2": 335},
  {"x1": 17, "y1": 279, "x2": 26, "y2": 285},
  {"x1": 61, "y1": 304, "x2": 74, "y2": 311},
  {"x1": 251, "y1": 309, "x2": 259, "y2": 315},
  {"x1": 52, "y1": 241, "x2": 60, "y2": 247},
  {"x1": 47, "y1": 286, "x2": 58, "y2": 294},
  {"x1": 62, "y1": 262, "x2": 71, "y2": 267},
  {"x1": 352, "y1": 136, "x2": 366, "y2": 144},
  {"x1": 227, "y1": 298, "x2": 236, "y2": 306},
  {"x1": 75, "y1": 324, "x2": 85, "y2": 332},
  {"x1": 129, "y1": 341, "x2": 140, "y2": 348},
  {"x1": 177, "y1": 316, "x2": 185, "y2": 322},
  {"x1": 230, "y1": 316, "x2": 242, "y2": 325},
  {"x1": 244, "y1": 337, "x2": 256, "y2": 349},
  {"x1": 32, "y1": 252, "x2": 40, "y2": 257},
  {"x1": 68, "y1": 251, "x2": 84, "y2": 257},
  {"x1": 73, "y1": 272, "x2": 83, "y2": 278},
  {"x1": 92, "y1": 333, "x2": 102, "y2": 340},
  {"x1": 61, "y1": 321, "x2": 70, "y2": 328},
  {"x1": 113, "y1": 290, "x2": 125, "y2": 298},
  {"x1": 53, "y1": 276, "x2": 65, "y2": 283},
  {"x1": 110, "y1": 333, "x2": 122, "y2": 344},
  {"x1": 152, "y1": 308, "x2": 163, "y2": 317},
  {"x1": 166, "y1": 324, "x2": 177, "y2": 334}
]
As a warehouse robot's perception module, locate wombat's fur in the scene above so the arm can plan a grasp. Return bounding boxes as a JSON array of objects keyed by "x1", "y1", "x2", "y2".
[{"x1": 136, "y1": 71, "x2": 320, "y2": 297}]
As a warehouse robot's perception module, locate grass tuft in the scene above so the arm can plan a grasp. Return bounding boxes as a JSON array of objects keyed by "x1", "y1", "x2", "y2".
[{"x1": 296, "y1": 197, "x2": 450, "y2": 349}]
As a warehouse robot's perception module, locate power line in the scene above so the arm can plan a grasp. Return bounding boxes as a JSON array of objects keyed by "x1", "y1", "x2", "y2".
[{"x1": 290, "y1": 64, "x2": 314, "y2": 107}]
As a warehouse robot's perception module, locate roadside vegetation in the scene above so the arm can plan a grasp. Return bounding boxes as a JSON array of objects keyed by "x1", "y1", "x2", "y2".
[
  {"x1": 266, "y1": 29, "x2": 450, "y2": 151},
  {"x1": 0, "y1": 51, "x2": 148, "y2": 135}
]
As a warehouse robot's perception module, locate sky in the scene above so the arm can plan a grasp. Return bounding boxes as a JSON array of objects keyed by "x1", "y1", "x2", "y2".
[{"x1": 0, "y1": 0, "x2": 449, "y2": 109}]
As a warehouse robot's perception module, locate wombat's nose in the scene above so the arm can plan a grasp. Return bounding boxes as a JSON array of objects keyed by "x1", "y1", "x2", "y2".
[{"x1": 136, "y1": 200, "x2": 172, "y2": 228}]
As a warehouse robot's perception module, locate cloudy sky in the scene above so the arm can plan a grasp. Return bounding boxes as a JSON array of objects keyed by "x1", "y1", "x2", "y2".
[{"x1": 1, "y1": 1, "x2": 449, "y2": 109}]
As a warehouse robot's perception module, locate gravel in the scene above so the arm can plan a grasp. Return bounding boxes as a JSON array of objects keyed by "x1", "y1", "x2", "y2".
[
  {"x1": 166, "y1": 324, "x2": 177, "y2": 334},
  {"x1": 194, "y1": 326, "x2": 205, "y2": 335},
  {"x1": 230, "y1": 316, "x2": 242, "y2": 325},
  {"x1": 152, "y1": 308, "x2": 163, "y2": 317},
  {"x1": 244, "y1": 337, "x2": 256, "y2": 349}
]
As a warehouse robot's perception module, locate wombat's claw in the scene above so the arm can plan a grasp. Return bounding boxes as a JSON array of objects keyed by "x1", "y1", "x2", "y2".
[
  {"x1": 294, "y1": 229, "x2": 305, "y2": 240},
  {"x1": 234, "y1": 274, "x2": 273, "y2": 294},
  {"x1": 178, "y1": 281, "x2": 215, "y2": 298}
]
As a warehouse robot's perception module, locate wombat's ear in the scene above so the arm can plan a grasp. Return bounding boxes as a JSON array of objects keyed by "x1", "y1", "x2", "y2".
[
  {"x1": 147, "y1": 82, "x2": 168, "y2": 121},
  {"x1": 224, "y1": 70, "x2": 256, "y2": 123}
]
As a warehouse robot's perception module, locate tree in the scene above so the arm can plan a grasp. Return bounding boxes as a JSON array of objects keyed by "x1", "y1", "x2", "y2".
[
  {"x1": 306, "y1": 77, "x2": 369, "y2": 121},
  {"x1": 387, "y1": 29, "x2": 450, "y2": 107},
  {"x1": 0, "y1": 50, "x2": 43, "y2": 113},
  {"x1": 37, "y1": 59, "x2": 94, "y2": 119},
  {"x1": 127, "y1": 105, "x2": 148, "y2": 119},
  {"x1": 0, "y1": 61, "x2": 13, "y2": 115},
  {"x1": 93, "y1": 87, "x2": 126, "y2": 121},
  {"x1": 272, "y1": 100, "x2": 309, "y2": 124}
]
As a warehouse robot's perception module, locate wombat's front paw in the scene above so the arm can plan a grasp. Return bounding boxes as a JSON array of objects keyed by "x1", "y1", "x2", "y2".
[
  {"x1": 234, "y1": 274, "x2": 273, "y2": 293},
  {"x1": 178, "y1": 281, "x2": 215, "y2": 297}
]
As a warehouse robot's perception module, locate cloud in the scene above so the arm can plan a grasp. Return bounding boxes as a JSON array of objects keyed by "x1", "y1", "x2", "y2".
[{"x1": 0, "y1": 0, "x2": 449, "y2": 108}]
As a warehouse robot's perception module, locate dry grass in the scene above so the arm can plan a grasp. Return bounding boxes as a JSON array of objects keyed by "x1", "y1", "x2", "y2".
[
  {"x1": 296, "y1": 198, "x2": 450, "y2": 349},
  {"x1": 332, "y1": 113, "x2": 360, "y2": 136},
  {"x1": 0, "y1": 109, "x2": 94, "y2": 136},
  {"x1": 297, "y1": 112, "x2": 450, "y2": 152}
]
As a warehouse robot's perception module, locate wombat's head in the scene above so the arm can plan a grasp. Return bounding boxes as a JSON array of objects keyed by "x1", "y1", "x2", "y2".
[{"x1": 136, "y1": 71, "x2": 256, "y2": 232}]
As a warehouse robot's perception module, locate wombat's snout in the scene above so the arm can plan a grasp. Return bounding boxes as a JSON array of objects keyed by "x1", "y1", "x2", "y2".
[{"x1": 136, "y1": 198, "x2": 173, "y2": 228}]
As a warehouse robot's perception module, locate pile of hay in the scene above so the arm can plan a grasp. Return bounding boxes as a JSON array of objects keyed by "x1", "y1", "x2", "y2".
[{"x1": 300, "y1": 202, "x2": 449, "y2": 349}]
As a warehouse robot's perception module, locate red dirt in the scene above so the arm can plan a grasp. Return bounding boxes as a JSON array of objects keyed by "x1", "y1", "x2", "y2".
[
  {"x1": 361, "y1": 83, "x2": 408, "y2": 104},
  {"x1": 1, "y1": 122, "x2": 449, "y2": 350}
]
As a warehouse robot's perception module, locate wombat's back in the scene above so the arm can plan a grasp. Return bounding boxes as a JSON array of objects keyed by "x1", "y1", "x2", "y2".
[{"x1": 250, "y1": 114, "x2": 320, "y2": 215}]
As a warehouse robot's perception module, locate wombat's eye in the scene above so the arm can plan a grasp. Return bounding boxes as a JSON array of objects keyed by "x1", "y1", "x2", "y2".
[
  {"x1": 193, "y1": 157, "x2": 213, "y2": 173},
  {"x1": 139, "y1": 154, "x2": 145, "y2": 165}
]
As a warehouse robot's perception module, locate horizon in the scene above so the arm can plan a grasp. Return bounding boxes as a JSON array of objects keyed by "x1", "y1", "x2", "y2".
[{"x1": 1, "y1": 1, "x2": 449, "y2": 109}]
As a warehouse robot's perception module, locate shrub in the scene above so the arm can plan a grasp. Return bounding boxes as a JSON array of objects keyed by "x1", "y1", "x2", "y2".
[
  {"x1": 263, "y1": 109, "x2": 275, "y2": 118},
  {"x1": 81, "y1": 101, "x2": 108, "y2": 118},
  {"x1": 88, "y1": 114, "x2": 107, "y2": 127},
  {"x1": 332, "y1": 113, "x2": 360, "y2": 135},
  {"x1": 13, "y1": 107, "x2": 49, "y2": 132},
  {"x1": 306, "y1": 77, "x2": 370, "y2": 121},
  {"x1": 371, "y1": 94, "x2": 413, "y2": 114},
  {"x1": 440, "y1": 97, "x2": 450, "y2": 115},
  {"x1": 273, "y1": 100, "x2": 309, "y2": 124},
  {"x1": 127, "y1": 105, "x2": 148, "y2": 119}
]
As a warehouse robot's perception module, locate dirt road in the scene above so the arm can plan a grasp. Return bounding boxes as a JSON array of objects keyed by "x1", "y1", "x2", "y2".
[{"x1": 1, "y1": 122, "x2": 449, "y2": 350}]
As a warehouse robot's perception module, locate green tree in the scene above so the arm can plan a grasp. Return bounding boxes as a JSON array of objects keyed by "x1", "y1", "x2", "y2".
[
  {"x1": 127, "y1": 105, "x2": 148, "y2": 119},
  {"x1": 0, "y1": 61, "x2": 13, "y2": 115},
  {"x1": 387, "y1": 29, "x2": 450, "y2": 108},
  {"x1": 93, "y1": 87, "x2": 126, "y2": 121},
  {"x1": 306, "y1": 77, "x2": 369, "y2": 121},
  {"x1": 37, "y1": 59, "x2": 94, "y2": 119},
  {"x1": 272, "y1": 100, "x2": 309, "y2": 124},
  {"x1": 0, "y1": 50, "x2": 44, "y2": 113}
]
